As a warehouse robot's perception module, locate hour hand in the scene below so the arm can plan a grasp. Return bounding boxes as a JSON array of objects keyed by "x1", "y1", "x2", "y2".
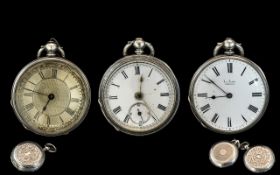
[{"x1": 206, "y1": 95, "x2": 228, "y2": 99}]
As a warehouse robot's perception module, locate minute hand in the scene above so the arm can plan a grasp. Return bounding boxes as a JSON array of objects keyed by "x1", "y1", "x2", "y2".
[{"x1": 205, "y1": 76, "x2": 228, "y2": 95}]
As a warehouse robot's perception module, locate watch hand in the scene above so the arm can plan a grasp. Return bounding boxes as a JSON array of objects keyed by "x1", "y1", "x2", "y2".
[
  {"x1": 42, "y1": 94, "x2": 55, "y2": 112},
  {"x1": 141, "y1": 99, "x2": 158, "y2": 120},
  {"x1": 139, "y1": 75, "x2": 143, "y2": 94},
  {"x1": 206, "y1": 95, "x2": 228, "y2": 99},
  {"x1": 135, "y1": 75, "x2": 144, "y2": 100},
  {"x1": 24, "y1": 88, "x2": 49, "y2": 96},
  {"x1": 205, "y1": 75, "x2": 229, "y2": 95},
  {"x1": 137, "y1": 109, "x2": 144, "y2": 123}
]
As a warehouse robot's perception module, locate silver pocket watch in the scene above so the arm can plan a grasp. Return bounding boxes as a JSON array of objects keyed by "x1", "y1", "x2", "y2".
[
  {"x1": 189, "y1": 38, "x2": 269, "y2": 134},
  {"x1": 99, "y1": 38, "x2": 180, "y2": 136},
  {"x1": 11, "y1": 141, "x2": 56, "y2": 172},
  {"x1": 210, "y1": 139, "x2": 275, "y2": 173},
  {"x1": 11, "y1": 38, "x2": 91, "y2": 136}
]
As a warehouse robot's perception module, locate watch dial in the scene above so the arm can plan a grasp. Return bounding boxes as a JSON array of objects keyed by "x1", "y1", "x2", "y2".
[
  {"x1": 13, "y1": 59, "x2": 90, "y2": 136},
  {"x1": 100, "y1": 58, "x2": 179, "y2": 135},
  {"x1": 191, "y1": 57, "x2": 268, "y2": 133}
]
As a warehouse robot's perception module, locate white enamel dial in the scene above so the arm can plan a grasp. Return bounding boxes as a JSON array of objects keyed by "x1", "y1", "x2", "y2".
[
  {"x1": 99, "y1": 56, "x2": 180, "y2": 135},
  {"x1": 189, "y1": 56, "x2": 269, "y2": 133}
]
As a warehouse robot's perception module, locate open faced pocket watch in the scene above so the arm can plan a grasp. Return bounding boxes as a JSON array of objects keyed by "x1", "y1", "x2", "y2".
[
  {"x1": 11, "y1": 38, "x2": 91, "y2": 136},
  {"x1": 99, "y1": 38, "x2": 180, "y2": 136},
  {"x1": 188, "y1": 38, "x2": 269, "y2": 134}
]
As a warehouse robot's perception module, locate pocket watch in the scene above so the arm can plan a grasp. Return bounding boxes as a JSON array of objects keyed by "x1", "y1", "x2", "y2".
[
  {"x1": 243, "y1": 145, "x2": 275, "y2": 173},
  {"x1": 209, "y1": 139, "x2": 275, "y2": 173},
  {"x1": 188, "y1": 38, "x2": 269, "y2": 134},
  {"x1": 11, "y1": 141, "x2": 56, "y2": 172},
  {"x1": 99, "y1": 38, "x2": 180, "y2": 136},
  {"x1": 11, "y1": 38, "x2": 91, "y2": 136},
  {"x1": 209, "y1": 140, "x2": 239, "y2": 168}
]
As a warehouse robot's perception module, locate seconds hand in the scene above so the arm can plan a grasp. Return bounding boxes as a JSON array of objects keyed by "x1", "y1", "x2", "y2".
[{"x1": 137, "y1": 109, "x2": 144, "y2": 123}]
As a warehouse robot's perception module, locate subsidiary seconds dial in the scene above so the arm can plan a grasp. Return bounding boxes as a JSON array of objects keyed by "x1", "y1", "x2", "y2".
[
  {"x1": 99, "y1": 38, "x2": 180, "y2": 135},
  {"x1": 189, "y1": 38, "x2": 269, "y2": 134}
]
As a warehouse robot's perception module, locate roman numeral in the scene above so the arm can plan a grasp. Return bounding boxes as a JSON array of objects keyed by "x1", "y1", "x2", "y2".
[
  {"x1": 242, "y1": 115, "x2": 247, "y2": 122},
  {"x1": 113, "y1": 106, "x2": 121, "y2": 114},
  {"x1": 65, "y1": 107, "x2": 75, "y2": 116},
  {"x1": 52, "y1": 69, "x2": 57, "y2": 78},
  {"x1": 202, "y1": 79, "x2": 211, "y2": 83},
  {"x1": 248, "y1": 105, "x2": 258, "y2": 113},
  {"x1": 111, "y1": 83, "x2": 120, "y2": 88},
  {"x1": 241, "y1": 67, "x2": 247, "y2": 76},
  {"x1": 71, "y1": 98, "x2": 80, "y2": 103},
  {"x1": 63, "y1": 73, "x2": 69, "y2": 82},
  {"x1": 46, "y1": 116, "x2": 50, "y2": 127},
  {"x1": 109, "y1": 96, "x2": 118, "y2": 99},
  {"x1": 135, "y1": 66, "x2": 140, "y2": 75},
  {"x1": 70, "y1": 85, "x2": 79, "y2": 90},
  {"x1": 212, "y1": 67, "x2": 220, "y2": 76},
  {"x1": 157, "y1": 79, "x2": 165, "y2": 85},
  {"x1": 25, "y1": 103, "x2": 34, "y2": 111},
  {"x1": 59, "y1": 116, "x2": 64, "y2": 124},
  {"x1": 211, "y1": 113, "x2": 219, "y2": 123},
  {"x1": 38, "y1": 71, "x2": 45, "y2": 79},
  {"x1": 160, "y1": 93, "x2": 169, "y2": 96},
  {"x1": 148, "y1": 68, "x2": 153, "y2": 77},
  {"x1": 24, "y1": 92, "x2": 33, "y2": 97},
  {"x1": 252, "y1": 92, "x2": 262, "y2": 97},
  {"x1": 228, "y1": 117, "x2": 232, "y2": 127},
  {"x1": 200, "y1": 104, "x2": 210, "y2": 113},
  {"x1": 249, "y1": 80, "x2": 255, "y2": 85},
  {"x1": 197, "y1": 93, "x2": 207, "y2": 97},
  {"x1": 34, "y1": 111, "x2": 40, "y2": 120},
  {"x1": 249, "y1": 78, "x2": 258, "y2": 85},
  {"x1": 151, "y1": 115, "x2": 158, "y2": 121},
  {"x1": 158, "y1": 104, "x2": 166, "y2": 111},
  {"x1": 124, "y1": 114, "x2": 130, "y2": 123},
  {"x1": 27, "y1": 80, "x2": 36, "y2": 85},
  {"x1": 121, "y1": 71, "x2": 128, "y2": 79},
  {"x1": 227, "y1": 63, "x2": 233, "y2": 73}
]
